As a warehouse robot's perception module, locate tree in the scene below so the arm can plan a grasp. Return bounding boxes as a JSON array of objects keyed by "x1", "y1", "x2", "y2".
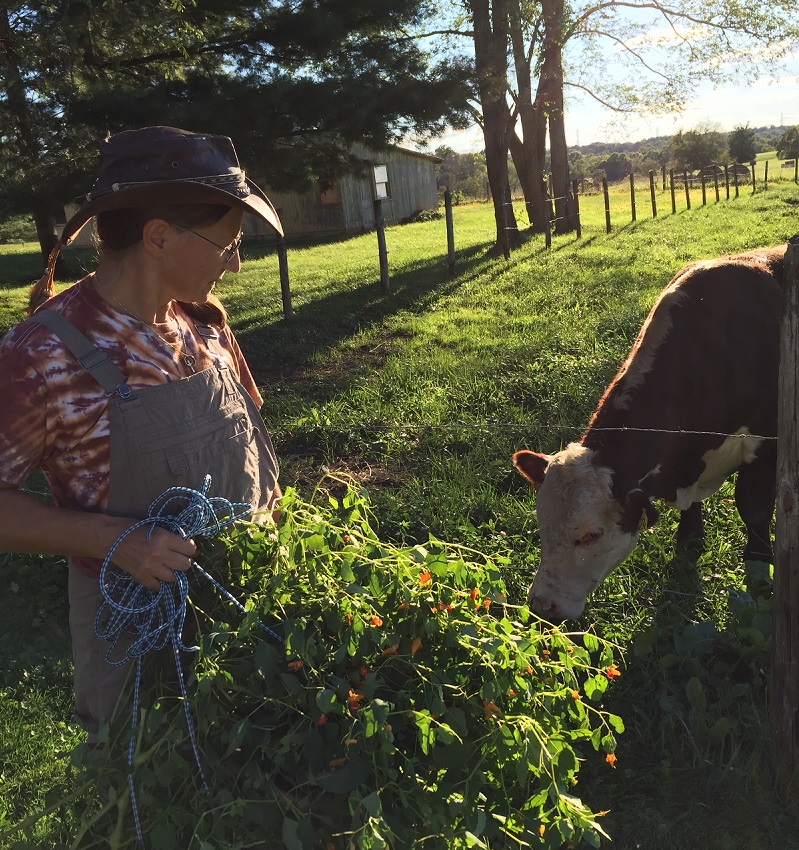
[
  {"x1": 450, "y1": 0, "x2": 799, "y2": 245},
  {"x1": 669, "y1": 126, "x2": 727, "y2": 171},
  {"x1": 728, "y1": 125, "x2": 757, "y2": 164},
  {"x1": 1, "y1": 1, "x2": 471, "y2": 265},
  {"x1": 777, "y1": 126, "x2": 799, "y2": 160},
  {"x1": 468, "y1": 0, "x2": 518, "y2": 257}
]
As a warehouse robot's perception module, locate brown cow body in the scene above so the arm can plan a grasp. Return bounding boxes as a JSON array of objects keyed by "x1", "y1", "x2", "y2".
[{"x1": 513, "y1": 246, "x2": 784, "y2": 620}]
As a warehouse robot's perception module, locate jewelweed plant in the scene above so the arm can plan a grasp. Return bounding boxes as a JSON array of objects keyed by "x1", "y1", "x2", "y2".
[{"x1": 63, "y1": 483, "x2": 623, "y2": 850}]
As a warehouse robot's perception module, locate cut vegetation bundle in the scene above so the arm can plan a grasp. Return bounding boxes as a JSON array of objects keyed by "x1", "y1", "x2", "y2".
[{"x1": 61, "y1": 483, "x2": 624, "y2": 850}]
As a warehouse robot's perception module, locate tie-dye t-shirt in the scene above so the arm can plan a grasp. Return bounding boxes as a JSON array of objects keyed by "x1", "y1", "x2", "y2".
[{"x1": 0, "y1": 276, "x2": 264, "y2": 574}]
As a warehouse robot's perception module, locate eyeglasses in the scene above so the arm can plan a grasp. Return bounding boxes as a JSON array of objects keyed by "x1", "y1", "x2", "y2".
[{"x1": 172, "y1": 225, "x2": 243, "y2": 263}]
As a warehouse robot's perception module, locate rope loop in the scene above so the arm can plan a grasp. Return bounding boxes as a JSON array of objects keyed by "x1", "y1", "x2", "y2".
[{"x1": 94, "y1": 475, "x2": 283, "y2": 847}]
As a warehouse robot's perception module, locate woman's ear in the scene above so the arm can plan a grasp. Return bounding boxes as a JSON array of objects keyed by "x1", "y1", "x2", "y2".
[{"x1": 140, "y1": 218, "x2": 172, "y2": 258}]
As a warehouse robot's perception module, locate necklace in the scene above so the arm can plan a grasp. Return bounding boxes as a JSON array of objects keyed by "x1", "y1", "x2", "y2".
[{"x1": 93, "y1": 274, "x2": 197, "y2": 374}]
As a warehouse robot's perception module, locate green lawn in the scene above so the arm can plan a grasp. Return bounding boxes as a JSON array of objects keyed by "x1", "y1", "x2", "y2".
[{"x1": 2, "y1": 183, "x2": 799, "y2": 847}]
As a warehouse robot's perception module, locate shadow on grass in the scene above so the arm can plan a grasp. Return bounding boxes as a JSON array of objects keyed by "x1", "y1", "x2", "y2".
[{"x1": 233, "y1": 240, "x2": 496, "y2": 384}]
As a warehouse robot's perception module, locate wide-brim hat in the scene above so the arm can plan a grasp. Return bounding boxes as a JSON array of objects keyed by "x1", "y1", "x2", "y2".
[{"x1": 62, "y1": 125, "x2": 283, "y2": 244}]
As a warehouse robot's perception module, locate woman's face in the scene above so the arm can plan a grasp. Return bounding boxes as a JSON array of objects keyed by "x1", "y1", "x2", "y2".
[{"x1": 162, "y1": 207, "x2": 245, "y2": 303}]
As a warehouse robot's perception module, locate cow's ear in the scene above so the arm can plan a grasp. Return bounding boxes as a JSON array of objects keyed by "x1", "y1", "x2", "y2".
[
  {"x1": 621, "y1": 489, "x2": 659, "y2": 533},
  {"x1": 513, "y1": 450, "x2": 550, "y2": 490}
]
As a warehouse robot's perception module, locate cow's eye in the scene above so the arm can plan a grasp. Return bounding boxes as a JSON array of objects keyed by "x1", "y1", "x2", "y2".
[{"x1": 575, "y1": 529, "x2": 604, "y2": 546}]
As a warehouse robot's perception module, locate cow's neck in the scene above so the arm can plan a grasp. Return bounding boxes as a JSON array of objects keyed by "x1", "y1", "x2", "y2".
[{"x1": 580, "y1": 381, "x2": 665, "y2": 500}]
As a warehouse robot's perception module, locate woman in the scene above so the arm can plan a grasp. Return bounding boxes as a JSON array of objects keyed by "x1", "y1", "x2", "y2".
[{"x1": 0, "y1": 126, "x2": 283, "y2": 736}]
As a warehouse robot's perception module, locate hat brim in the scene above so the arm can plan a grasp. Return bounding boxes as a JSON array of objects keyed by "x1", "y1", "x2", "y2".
[{"x1": 61, "y1": 177, "x2": 283, "y2": 245}]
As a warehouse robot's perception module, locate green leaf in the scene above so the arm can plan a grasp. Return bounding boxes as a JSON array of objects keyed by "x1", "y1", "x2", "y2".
[
  {"x1": 281, "y1": 817, "x2": 304, "y2": 850},
  {"x1": 314, "y1": 757, "x2": 371, "y2": 793},
  {"x1": 361, "y1": 791, "x2": 381, "y2": 816}
]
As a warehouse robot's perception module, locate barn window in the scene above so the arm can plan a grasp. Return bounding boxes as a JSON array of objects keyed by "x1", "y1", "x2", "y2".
[
  {"x1": 373, "y1": 164, "x2": 391, "y2": 200},
  {"x1": 319, "y1": 178, "x2": 341, "y2": 205}
]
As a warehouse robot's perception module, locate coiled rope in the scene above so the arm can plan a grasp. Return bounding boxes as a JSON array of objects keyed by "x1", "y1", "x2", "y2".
[{"x1": 95, "y1": 475, "x2": 284, "y2": 846}]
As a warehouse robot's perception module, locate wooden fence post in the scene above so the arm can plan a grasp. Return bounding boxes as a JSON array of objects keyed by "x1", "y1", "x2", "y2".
[
  {"x1": 662, "y1": 164, "x2": 667, "y2": 191},
  {"x1": 734, "y1": 166, "x2": 740, "y2": 198},
  {"x1": 669, "y1": 168, "x2": 676, "y2": 214},
  {"x1": 629, "y1": 173, "x2": 636, "y2": 222},
  {"x1": 373, "y1": 199, "x2": 390, "y2": 293},
  {"x1": 724, "y1": 165, "x2": 730, "y2": 199},
  {"x1": 683, "y1": 171, "x2": 691, "y2": 210},
  {"x1": 540, "y1": 178, "x2": 551, "y2": 248},
  {"x1": 602, "y1": 177, "x2": 611, "y2": 233},
  {"x1": 649, "y1": 170, "x2": 657, "y2": 218},
  {"x1": 765, "y1": 159, "x2": 769, "y2": 190},
  {"x1": 700, "y1": 170, "x2": 707, "y2": 206},
  {"x1": 773, "y1": 235, "x2": 799, "y2": 800},
  {"x1": 713, "y1": 168, "x2": 720, "y2": 203},
  {"x1": 795, "y1": 159, "x2": 798, "y2": 185},
  {"x1": 572, "y1": 179, "x2": 582, "y2": 239},
  {"x1": 444, "y1": 188, "x2": 456, "y2": 277},
  {"x1": 276, "y1": 235, "x2": 294, "y2": 321},
  {"x1": 751, "y1": 160, "x2": 757, "y2": 194}
]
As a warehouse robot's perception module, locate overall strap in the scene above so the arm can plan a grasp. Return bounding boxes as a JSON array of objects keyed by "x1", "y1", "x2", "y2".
[{"x1": 28, "y1": 309, "x2": 131, "y2": 397}]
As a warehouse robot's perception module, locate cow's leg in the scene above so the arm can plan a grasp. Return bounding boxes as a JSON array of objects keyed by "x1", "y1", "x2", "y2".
[
  {"x1": 735, "y1": 456, "x2": 776, "y2": 564},
  {"x1": 675, "y1": 502, "x2": 704, "y2": 554}
]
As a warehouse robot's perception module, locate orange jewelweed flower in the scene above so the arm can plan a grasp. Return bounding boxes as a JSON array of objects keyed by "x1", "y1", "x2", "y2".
[
  {"x1": 316, "y1": 714, "x2": 328, "y2": 726},
  {"x1": 358, "y1": 664, "x2": 369, "y2": 679},
  {"x1": 571, "y1": 690, "x2": 580, "y2": 700},
  {"x1": 397, "y1": 602, "x2": 409, "y2": 610},
  {"x1": 328, "y1": 757, "x2": 348, "y2": 768},
  {"x1": 370, "y1": 616, "x2": 383, "y2": 627},
  {"x1": 419, "y1": 571, "x2": 432, "y2": 586},
  {"x1": 348, "y1": 690, "x2": 365, "y2": 712},
  {"x1": 437, "y1": 603, "x2": 452, "y2": 612},
  {"x1": 469, "y1": 588, "x2": 479, "y2": 600},
  {"x1": 483, "y1": 598, "x2": 491, "y2": 611},
  {"x1": 382, "y1": 643, "x2": 399, "y2": 655},
  {"x1": 483, "y1": 701, "x2": 502, "y2": 718},
  {"x1": 344, "y1": 613, "x2": 353, "y2": 625},
  {"x1": 345, "y1": 738, "x2": 358, "y2": 746},
  {"x1": 539, "y1": 824, "x2": 546, "y2": 837},
  {"x1": 606, "y1": 665, "x2": 622, "y2": 679},
  {"x1": 605, "y1": 752, "x2": 617, "y2": 767},
  {"x1": 508, "y1": 689, "x2": 516, "y2": 697},
  {"x1": 411, "y1": 638, "x2": 423, "y2": 656},
  {"x1": 287, "y1": 659, "x2": 304, "y2": 672}
]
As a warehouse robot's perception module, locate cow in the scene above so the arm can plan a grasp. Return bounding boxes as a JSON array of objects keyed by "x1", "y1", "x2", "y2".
[{"x1": 513, "y1": 245, "x2": 785, "y2": 621}]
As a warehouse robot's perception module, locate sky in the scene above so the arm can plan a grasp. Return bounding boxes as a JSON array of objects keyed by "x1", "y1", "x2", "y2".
[{"x1": 431, "y1": 63, "x2": 799, "y2": 154}]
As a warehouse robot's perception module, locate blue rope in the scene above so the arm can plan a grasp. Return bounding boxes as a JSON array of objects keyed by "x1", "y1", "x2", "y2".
[{"x1": 94, "y1": 475, "x2": 284, "y2": 846}]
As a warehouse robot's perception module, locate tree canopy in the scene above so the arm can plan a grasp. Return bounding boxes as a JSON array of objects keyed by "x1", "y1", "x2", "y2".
[
  {"x1": 777, "y1": 126, "x2": 799, "y2": 160},
  {"x1": 727, "y1": 125, "x2": 757, "y2": 164},
  {"x1": 1, "y1": 0, "x2": 472, "y2": 260}
]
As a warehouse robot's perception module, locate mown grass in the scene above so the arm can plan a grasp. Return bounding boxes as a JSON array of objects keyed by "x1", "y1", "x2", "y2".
[{"x1": 2, "y1": 183, "x2": 799, "y2": 848}]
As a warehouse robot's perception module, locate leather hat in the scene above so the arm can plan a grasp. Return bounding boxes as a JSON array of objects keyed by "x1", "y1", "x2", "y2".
[{"x1": 61, "y1": 125, "x2": 283, "y2": 243}]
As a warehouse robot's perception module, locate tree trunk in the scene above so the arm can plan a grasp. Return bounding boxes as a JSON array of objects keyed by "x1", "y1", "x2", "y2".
[
  {"x1": 470, "y1": 0, "x2": 518, "y2": 256},
  {"x1": 508, "y1": 0, "x2": 547, "y2": 231},
  {"x1": 539, "y1": 0, "x2": 577, "y2": 234}
]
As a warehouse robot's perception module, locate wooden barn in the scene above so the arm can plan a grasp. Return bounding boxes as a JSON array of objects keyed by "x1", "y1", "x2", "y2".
[{"x1": 246, "y1": 144, "x2": 442, "y2": 239}]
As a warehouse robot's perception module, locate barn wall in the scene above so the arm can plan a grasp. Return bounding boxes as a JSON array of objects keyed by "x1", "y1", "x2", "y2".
[{"x1": 246, "y1": 144, "x2": 440, "y2": 238}]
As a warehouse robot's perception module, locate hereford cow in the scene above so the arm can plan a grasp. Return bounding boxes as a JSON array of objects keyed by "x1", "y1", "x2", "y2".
[{"x1": 513, "y1": 245, "x2": 784, "y2": 620}]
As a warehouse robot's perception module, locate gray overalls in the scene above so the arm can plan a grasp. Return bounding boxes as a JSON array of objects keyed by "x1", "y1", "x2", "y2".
[{"x1": 29, "y1": 309, "x2": 279, "y2": 735}]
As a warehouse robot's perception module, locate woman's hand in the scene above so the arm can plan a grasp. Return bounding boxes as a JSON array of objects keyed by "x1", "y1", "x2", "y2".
[{"x1": 109, "y1": 525, "x2": 197, "y2": 591}]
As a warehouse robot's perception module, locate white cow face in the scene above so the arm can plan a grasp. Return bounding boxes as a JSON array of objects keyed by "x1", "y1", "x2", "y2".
[{"x1": 514, "y1": 443, "x2": 657, "y2": 620}]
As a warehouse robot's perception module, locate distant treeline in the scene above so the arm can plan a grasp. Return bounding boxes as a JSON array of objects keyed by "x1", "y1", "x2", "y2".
[{"x1": 436, "y1": 124, "x2": 799, "y2": 202}]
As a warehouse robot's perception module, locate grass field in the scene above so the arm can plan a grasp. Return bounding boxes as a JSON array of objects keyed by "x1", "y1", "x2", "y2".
[{"x1": 2, "y1": 181, "x2": 799, "y2": 847}]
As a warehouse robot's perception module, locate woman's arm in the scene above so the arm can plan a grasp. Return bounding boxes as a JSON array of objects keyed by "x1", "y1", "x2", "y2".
[{"x1": 0, "y1": 482, "x2": 195, "y2": 590}]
